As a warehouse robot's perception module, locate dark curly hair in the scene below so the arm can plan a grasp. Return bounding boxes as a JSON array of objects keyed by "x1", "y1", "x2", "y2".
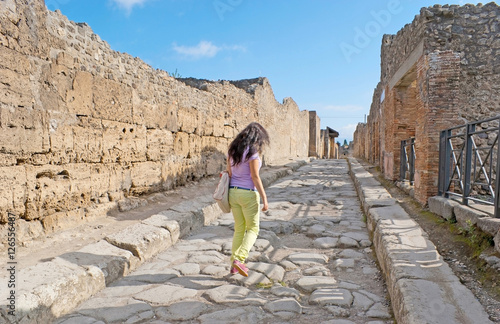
[{"x1": 228, "y1": 122, "x2": 270, "y2": 165}]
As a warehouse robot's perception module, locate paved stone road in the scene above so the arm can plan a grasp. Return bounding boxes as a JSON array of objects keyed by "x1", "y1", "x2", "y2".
[{"x1": 56, "y1": 160, "x2": 393, "y2": 324}]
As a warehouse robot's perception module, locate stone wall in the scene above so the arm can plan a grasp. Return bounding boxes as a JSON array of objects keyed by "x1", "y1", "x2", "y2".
[
  {"x1": 0, "y1": 0, "x2": 315, "y2": 243},
  {"x1": 354, "y1": 2, "x2": 500, "y2": 205}
]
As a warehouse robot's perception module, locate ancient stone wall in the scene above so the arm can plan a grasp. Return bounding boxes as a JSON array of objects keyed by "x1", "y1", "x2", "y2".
[
  {"x1": 0, "y1": 0, "x2": 314, "y2": 243},
  {"x1": 354, "y1": 2, "x2": 500, "y2": 205}
]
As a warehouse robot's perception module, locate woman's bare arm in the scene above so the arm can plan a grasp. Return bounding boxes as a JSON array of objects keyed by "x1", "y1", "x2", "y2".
[{"x1": 249, "y1": 159, "x2": 268, "y2": 211}]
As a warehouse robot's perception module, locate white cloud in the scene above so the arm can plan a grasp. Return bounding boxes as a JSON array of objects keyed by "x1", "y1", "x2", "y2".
[
  {"x1": 173, "y1": 41, "x2": 220, "y2": 59},
  {"x1": 172, "y1": 41, "x2": 246, "y2": 60},
  {"x1": 111, "y1": 0, "x2": 148, "y2": 14},
  {"x1": 338, "y1": 123, "x2": 358, "y2": 140}
]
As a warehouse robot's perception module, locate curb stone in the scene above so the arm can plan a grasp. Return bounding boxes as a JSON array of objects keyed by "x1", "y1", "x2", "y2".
[
  {"x1": 0, "y1": 159, "x2": 309, "y2": 324},
  {"x1": 347, "y1": 157, "x2": 493, "y2": 324}
]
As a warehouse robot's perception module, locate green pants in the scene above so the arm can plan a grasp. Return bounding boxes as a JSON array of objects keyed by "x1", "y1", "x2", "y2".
[{"x1": 229, "y1": 188, "x2": 260, "y2": 263}]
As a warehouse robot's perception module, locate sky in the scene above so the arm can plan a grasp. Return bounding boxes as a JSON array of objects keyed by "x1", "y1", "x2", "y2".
[{"x1": 45, "y1": 0, "x2": 481, "y2": 143}]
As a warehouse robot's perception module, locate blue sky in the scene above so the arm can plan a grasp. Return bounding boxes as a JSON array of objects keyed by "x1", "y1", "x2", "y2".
[{"x1": 45, "y1": 0, "x2": 479, "y2": 143}]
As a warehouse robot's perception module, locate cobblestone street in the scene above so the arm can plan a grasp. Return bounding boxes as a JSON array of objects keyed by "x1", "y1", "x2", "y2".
[{"x1": 56, "y1": 160, "x2": 393, "y2": 324}]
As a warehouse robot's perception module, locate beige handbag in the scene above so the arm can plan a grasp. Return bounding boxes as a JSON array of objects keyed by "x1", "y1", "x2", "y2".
[{"x1": 213, "y1": 171, "x2": 231, "y2": 213}]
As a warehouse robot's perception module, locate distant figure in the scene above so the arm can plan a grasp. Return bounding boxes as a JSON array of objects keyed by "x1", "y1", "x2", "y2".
[{"x1": 226, "y1": 122, "x2": 270, "y2": 277}]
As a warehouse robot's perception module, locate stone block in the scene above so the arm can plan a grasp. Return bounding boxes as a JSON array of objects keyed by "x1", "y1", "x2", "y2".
[
  {"x1": 0, "y1": 68, "x2": 33, "y2": 108},
  {"x1": 177, "y1": 106, "x2": 198, "y2": 133},
  {"x1": 0, "y1": 45, "x2": 31, "y2": 74},
  {"x1": 146, "y1": 128, "x2": 174, "y2": 160},
  {"x1": 367, "y1": 204, "x2": 409, "y2": 232},
  {"x1": 142, "y1": 214, "x2": 181, "y2": 244},
  {"x1": 0, "y1": 165, "x2": 27, "y2": 222},
  {"x1": 16, "y1": 218, "x2": 45, "y2": 244},
  {"x1": 495, "y1": 231, "x2": 500, "y2": 255},
  {"x1": 428, "y1": 196, "x2": 460, "y2": 221},
  {"x1": 0, "y1": 107, "x2": 49, "y2": 155},
  {"x1": 105, "y1": 223, "x2": 172, "y2": 261},
  {"x1": 392, "y1": 278, "x2": 492, "y2": 324},
  {"x1": 71, "y1": 123, "x2": 103, "y2": 163},
  {"x1": 129, "y1": 161, "x2": 162, "y2": 195},
  {"x1": 41, "y1": 208, "x2": 85, "y2": 233},
  {"x1": 92, "y1": 77, "x2": 133, "y2": 123},
  {"x1": 0, "y1": 257, "x2": 105, "y2": 323},
  {"x1": 477, "y1": 217, "x2": 500, "y2": 237},
  {"x1": 173, "y1": 132, "x2": 190, "y2": 158},
  {"x1": 67, "y1": 71, "x2": 93, "y2": 116},
  {"x1": 59, "y1": 240, "x2": 140, "y2": 285},
  {"x1": 454, "y1": 204, "x2": 488, "y2": 227},
  {"x1": 101, "y1": 120, "x2": 147, "y2": 163}
]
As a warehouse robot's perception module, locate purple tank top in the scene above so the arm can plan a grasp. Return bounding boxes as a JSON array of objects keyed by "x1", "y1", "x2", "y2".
[{"x1": 229, "y1": 147, "x2": 261, "y2": 190}]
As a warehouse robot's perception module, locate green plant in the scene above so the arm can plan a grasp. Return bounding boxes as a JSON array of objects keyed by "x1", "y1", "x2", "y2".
[
  {"x1": 170, "y1": 68, "x2": 182, "y2": 78},
  {"x1": 256, "y1": 281, "x2": 273, "y2": 289}
]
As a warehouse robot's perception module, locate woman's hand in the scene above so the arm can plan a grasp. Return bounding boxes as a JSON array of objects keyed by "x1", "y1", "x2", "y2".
[{"x1": 262, "y1": 200, "x2": 269, "y2": 212}]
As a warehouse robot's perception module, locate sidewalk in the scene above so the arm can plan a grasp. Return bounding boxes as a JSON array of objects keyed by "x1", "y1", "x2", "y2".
[{"x1": 348, "y1": 157, "x2": 492, "y2": 324}]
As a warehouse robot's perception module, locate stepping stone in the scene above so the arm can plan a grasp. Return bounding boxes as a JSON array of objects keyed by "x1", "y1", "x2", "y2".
[
  {"x1": 344, "y1": 232, "x2": 370, "y2": 241},
  {"x1": 248, "y1": 262, "x2": 285, "y2": 281},
  {"x1": 322, "y1": 320, "x2": 356, "y2": 324},
  {"x1": 120, "y1": 269, "x2": 179, "y2": 284},
  {"x1": 198, "y1": 306, "x2": 265, "y2": 324},
  {"x1": 303, "y1": 265, "x2": 329, "y2": 276},
  {"x1": 339, "y1": 249, "x2": 364, "y2": 259},
  {"x1": 135, "y1": 285, "x2": 197, "y2": 305},
  {"x1": 77, "y1": 297, "x2": 153, "y2": 323},
  {"x1": 313, "y1": 237, "x2": 339, "y2": 248},
  {"x1": 187, "y1": 251, "x2": 225, "y2": 264},
  {"x1": 353, "y1": 291, "x2": 374, "y2": 311},
  {"x1": 295, "y1": 276, "x2": 338, "y2": 292},
  {"x1": 360, "y1": 239, "x2": 373, "y2": 247},
  {"x1": 325, "y1": 305, "x2": 351, "y2": 317},
  {"x1": 279, "y1": 260, "x2": 299, "y2": 271},
  {"x1": 231, "y1": 270, "x2": 272, "y2": 287},
  {"x1": 172, "y1": 263, "x2": 200, "y2": 275},
  {"x1": 155, "y1": 301, "x2": 209, "y2": 321},
  {"x1": 288, "y1": 253, "x2": 328, "y2": 266},
  {"x1": 358, "y1": 290, "x2": 383, "y2": 302},
  {"x1": 333, "y1": 258, "x2": 355, "y2": 268},
  {"x1": 309, "y1": 288, "x2": 353, "y2": 306},
  {"x1": 253, "y1": 239, "x2": 274, "y2": 253},
  {"x1": 264, "y1": 298, "x2": 302, "y2": 314},
  {"x1": 203, "y1": 284, "x2": 266, "y2": 306},
  {"x1": 260, "y1": 221, "x2": 282, "y2": 233},
  {"x1": 366, "y1": 302, "x2": 392, "y2": 319},
  {"x1": 339, "y1": 236, "x2": 359, "y2": 248},
  {"x1": 308, "y1": 224, "x2": 326, "y2": 235},
  {"x1": 202, "y1": 265, "x2": 229, "y2": 277},
  {"x1": 270, "y1": 286, "x2": 301, "y2": 300},
  {"x1": 56, "y1": 316, "x2": 105, "y2": 324},
  {"x1": 168, "y1": 276, "x2": 227, "y2": 289},
  {"x1": 174, "y1": 239, "x2": 221, "y2": 252}
]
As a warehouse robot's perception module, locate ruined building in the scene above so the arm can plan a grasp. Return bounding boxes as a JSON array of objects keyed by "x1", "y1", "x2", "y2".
[
  {"x1": 353, "y1": 3, "x2": 500, "y2": 206},
  {"x1": 0, "y1": 0, "x2": 324, "y2": 243}
]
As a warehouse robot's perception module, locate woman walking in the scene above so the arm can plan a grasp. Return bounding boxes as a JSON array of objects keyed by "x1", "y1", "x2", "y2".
[{"x1": 226, "y1": 122, "x2": 270, "y2": 277}]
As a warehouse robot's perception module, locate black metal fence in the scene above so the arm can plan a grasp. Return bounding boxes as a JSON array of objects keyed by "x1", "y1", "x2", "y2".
[
  {"x1": 400, "y1": 138, "x2": 415, "y2": 184},
  {"x1": 438, "y1": 115, "x2": 500, "y2": 218}
]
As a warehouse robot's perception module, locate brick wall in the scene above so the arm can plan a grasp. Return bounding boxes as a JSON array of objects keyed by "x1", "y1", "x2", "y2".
[{"x1": 354, "y1": 2, "x2": 500, "y2": 205}]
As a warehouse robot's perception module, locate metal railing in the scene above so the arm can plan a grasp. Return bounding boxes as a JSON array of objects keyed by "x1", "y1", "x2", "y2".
[
  {"x1": 400, "y1": 138, "x2": 415, "y2": 184},
  {"x1": 438, "y1": 115, "x2": 500, "y2": 218}
]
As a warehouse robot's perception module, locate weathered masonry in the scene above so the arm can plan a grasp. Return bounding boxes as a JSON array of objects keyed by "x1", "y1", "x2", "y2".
[
  {"x1": 354, "y1": 3, "x2": 500, "y2": 206},
  {"x1": 0, "y1": 0, "x2": 322, "y2": 244}
]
